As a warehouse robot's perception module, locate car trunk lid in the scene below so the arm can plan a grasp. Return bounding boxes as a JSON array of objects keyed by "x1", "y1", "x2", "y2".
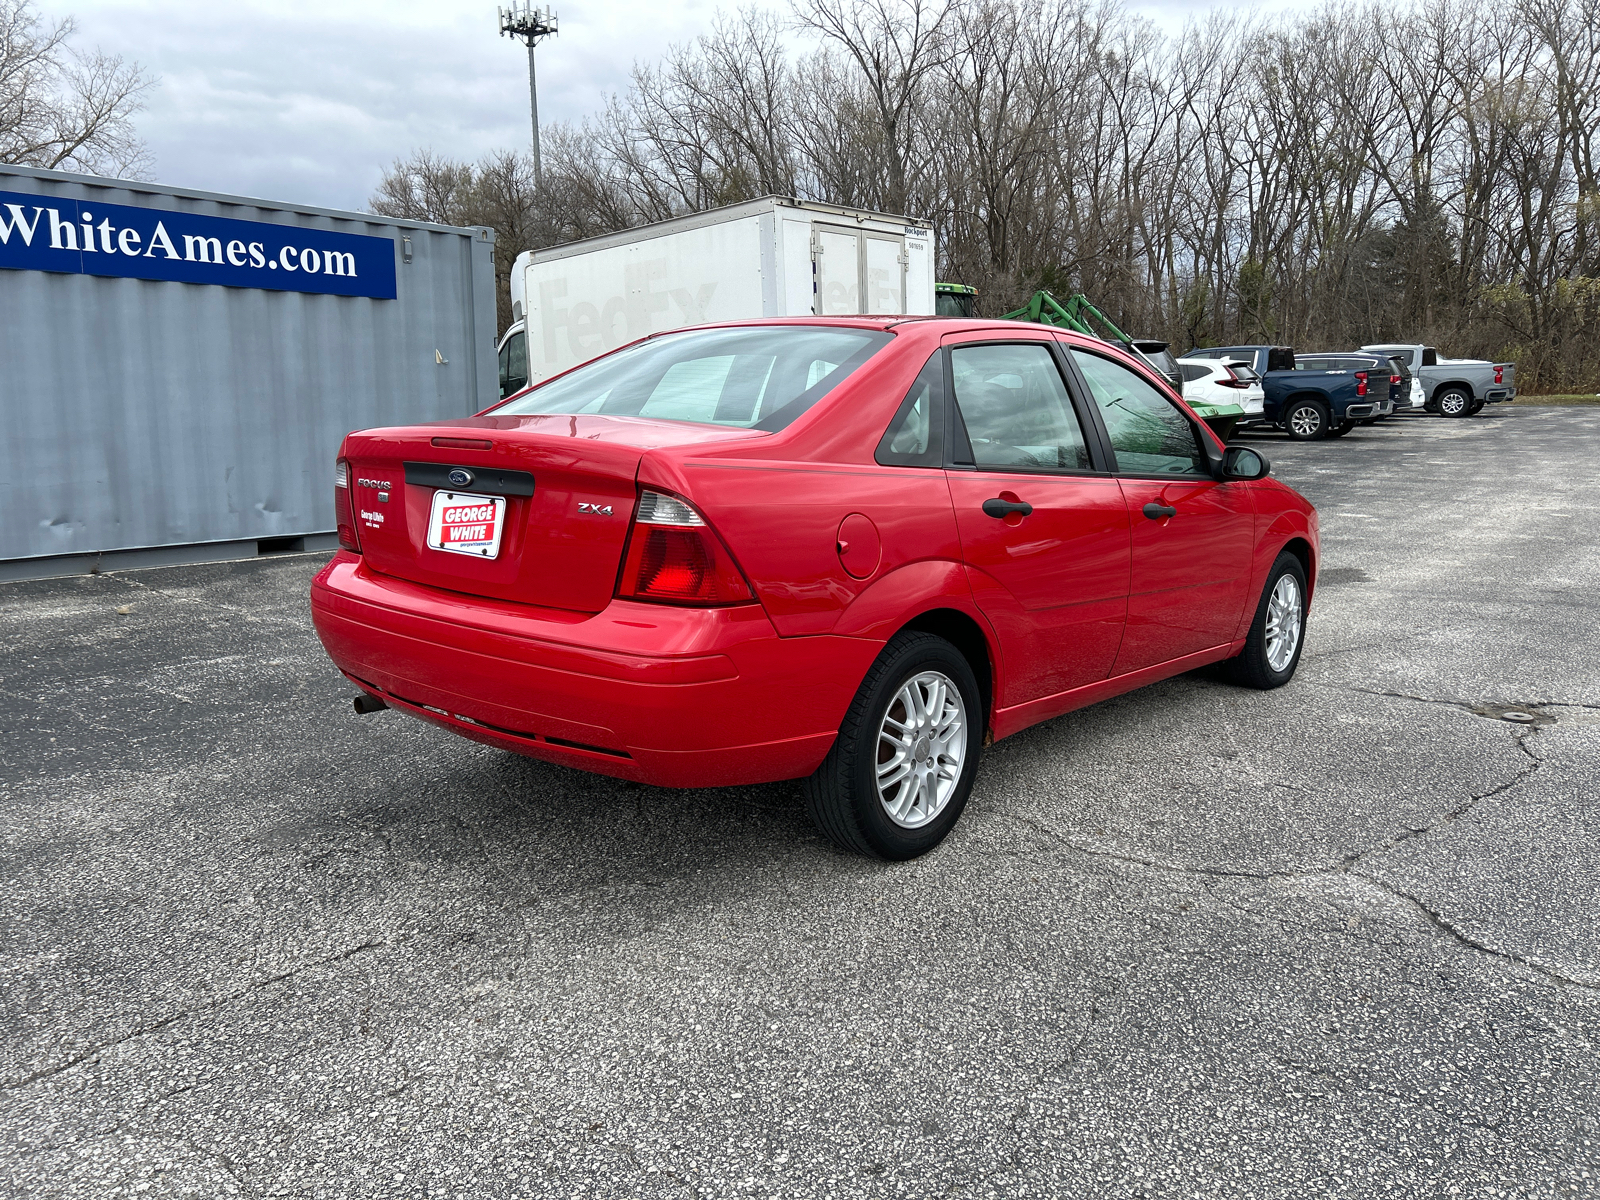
[{"x1": 343, "y1": 414, "x2": 764, "y2": 612}]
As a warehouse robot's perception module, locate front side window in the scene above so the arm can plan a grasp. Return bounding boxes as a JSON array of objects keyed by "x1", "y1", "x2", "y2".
[
  {"x1": 950, "y1": 343, "x2": 1090, "y2": 471},
  {"x1": 494, "y1": 326, "x2": 892, "y2": 432},
  {"x1": 1071, "y1": 349, "x2": 1208, "y2": 476}
]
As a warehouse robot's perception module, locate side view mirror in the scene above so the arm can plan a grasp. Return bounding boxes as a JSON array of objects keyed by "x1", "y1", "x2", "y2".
[{"x1": 1221, "y1": 445, "x2": 1271, "y2": 480}]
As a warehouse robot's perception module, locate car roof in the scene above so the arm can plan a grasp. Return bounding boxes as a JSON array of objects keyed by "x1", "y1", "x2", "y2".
[{"x1": 674, "y1": 315, "x2": 1149, "y2": 355}]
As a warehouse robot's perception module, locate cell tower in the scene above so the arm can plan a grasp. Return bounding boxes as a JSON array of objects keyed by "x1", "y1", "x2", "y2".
[{"x1": 498, "y1": 2, "x2": 559, "y2": 187}]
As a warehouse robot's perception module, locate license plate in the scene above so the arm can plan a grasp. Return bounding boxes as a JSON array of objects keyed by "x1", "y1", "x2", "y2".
[{"x1": 426, "y1": 490, "x2": 506, "y2": 559}]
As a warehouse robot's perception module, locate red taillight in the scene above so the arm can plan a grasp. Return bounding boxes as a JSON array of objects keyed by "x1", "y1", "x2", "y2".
[
  {"x1": 334, "y1": 457, "x2": 361, "y2": 553},
  {"x1": 1355, "y1": 371, "x2": 1368, "y2": 396},
  {"x1": 1495, "y1": 365, "x2": 1504, "y2": 384},
  {"x1": 617, "y1": 490, "x2": 753, "y2": 606},
  {"x1": 1390, "y1": 374, "x2": 1401, "y2": 386},
  {"x1": 1217, "y1": 368, "x2": 1246, "y2": 389}
]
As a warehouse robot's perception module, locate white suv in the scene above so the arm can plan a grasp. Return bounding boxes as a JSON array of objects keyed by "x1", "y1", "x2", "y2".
[{"x1": 1177, "y1": 357, "x2": 1265, "y2": 418}]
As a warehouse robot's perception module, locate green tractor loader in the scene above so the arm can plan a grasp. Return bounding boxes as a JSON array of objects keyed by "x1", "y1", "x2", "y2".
[{"x1": 1000, "y1": 290, "x2": 1243, "y2": 440}]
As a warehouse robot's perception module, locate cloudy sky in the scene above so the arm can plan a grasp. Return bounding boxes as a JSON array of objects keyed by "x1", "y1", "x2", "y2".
[{"x1": 63, "y1": 0, "x2": 1290, "y2": 213}]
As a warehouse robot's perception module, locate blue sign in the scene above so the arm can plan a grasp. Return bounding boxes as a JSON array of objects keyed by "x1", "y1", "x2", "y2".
[{"x1": 0, "y1": 188, "x2": 397, "y2": 299}]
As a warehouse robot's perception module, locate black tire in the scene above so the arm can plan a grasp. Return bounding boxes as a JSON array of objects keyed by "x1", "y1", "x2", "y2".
[
  {"x1": 1437, "y1": 387, "x2": 1472, "y2": 418},
  {"x1": 1467, "y1": 399, "x2": 1485, "y2": 415},
  {"x1": 1357, "y1": 417, "x2": 1377, "y2": 426},
  {"x1": 1284, "y1": 399, "x2": 1330, "y2": 441},
  {"x1": 1327, "y1": 421, "x2": 1354, "y2": 438},
  {"x1": 803, "y1": 631, "x2": 983, "y2": 860},
  {"x1": 1226, "y1": 551, "x2": 1308, "y2": 690}
]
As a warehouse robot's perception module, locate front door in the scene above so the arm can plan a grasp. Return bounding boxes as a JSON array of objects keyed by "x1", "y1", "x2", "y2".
[
  {"x1": 942, "y1": 338, "x2": 1132, "y2": 705},
  {"x1": 1066, "y1": 347, "x2": 1256, "y2": 674}
]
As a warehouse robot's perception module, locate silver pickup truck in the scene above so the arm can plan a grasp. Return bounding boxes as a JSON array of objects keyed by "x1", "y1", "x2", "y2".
[{"x1": 1361, "y1": 343, "x2": 1516, "y2": 417}]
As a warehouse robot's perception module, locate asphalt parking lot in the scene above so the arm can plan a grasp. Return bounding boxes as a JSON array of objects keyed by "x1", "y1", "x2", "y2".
[{"x1": 3, "y1": 406, "x2": 1598, "y2": 1199}]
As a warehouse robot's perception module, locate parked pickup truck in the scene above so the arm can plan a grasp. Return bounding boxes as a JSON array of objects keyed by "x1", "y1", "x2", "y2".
[
  {"x1": 1184, "y1": 344, "x2": 1395, "y2": 440},
  {"x1": 1360, "y1": 343, "x2": 1516, "y2": 417}
]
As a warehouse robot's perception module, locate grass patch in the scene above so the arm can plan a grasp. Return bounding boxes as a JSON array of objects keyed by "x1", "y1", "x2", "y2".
[{"x1": 1511, "y1": 394, "x2": 1600, "y2": 405}]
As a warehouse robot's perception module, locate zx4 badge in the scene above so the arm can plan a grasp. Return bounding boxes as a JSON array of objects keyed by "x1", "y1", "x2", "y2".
[{"x1": 578, "y1": 503, "x2": 614, "y2": 516}]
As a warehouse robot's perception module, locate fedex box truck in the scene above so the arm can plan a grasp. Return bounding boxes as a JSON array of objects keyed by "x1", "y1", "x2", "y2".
[{"x1": 497, "y1": 196, "x2": 936, "y2": 396}]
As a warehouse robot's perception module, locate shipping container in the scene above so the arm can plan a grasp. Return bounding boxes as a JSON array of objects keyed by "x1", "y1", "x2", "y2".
[
  {"x1": 0, "y1": 164, "x2": 498, "y2": 580},
  {"x1": 496, "y1": 196, "x2": 935, "y2": 395}
]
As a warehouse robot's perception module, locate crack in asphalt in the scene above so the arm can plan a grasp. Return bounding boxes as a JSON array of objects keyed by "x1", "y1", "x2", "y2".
[
  {"x1": 0, "y1": 939, "x2": 394, "y2": 1094},
  {"x1": 988, "y1": 719, "x2": 1600, "y2": 995},
  {"x1": 1271, "y1": 1055, "x2": 1510, "y2": 1137},
  {"x1": 111, "y1": 572, "x2": 308, "y2": 630}
]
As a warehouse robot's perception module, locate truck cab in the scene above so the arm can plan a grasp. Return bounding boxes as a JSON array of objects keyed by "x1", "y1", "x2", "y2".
[{"x1": 498, "y1": 321, "x2": 530, "y2": 399}]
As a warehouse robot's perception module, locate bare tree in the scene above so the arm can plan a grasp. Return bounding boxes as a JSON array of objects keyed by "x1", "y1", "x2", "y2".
[
  {"x1": 0, "y1": 0, "x2": 152, "y2": 177},
  {"x1": 380, "y1": 0, "x2": 1600, "y2": 388},
  {"x1": 791, "y1": 0, "x2": 953, "y2": 214},
  {"x1": 370, "y1": 148, "x2": 539, "y2": 334}
]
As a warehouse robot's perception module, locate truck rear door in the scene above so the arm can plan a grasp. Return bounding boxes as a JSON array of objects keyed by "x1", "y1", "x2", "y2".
[{"x1": 813, "y1": 225, "x2": 907, "y2": 315}]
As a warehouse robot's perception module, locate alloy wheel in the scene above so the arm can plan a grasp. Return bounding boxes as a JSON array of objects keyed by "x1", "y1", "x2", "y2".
[
  {"x1": 875, "y1": 670, "x2": 966, "y2": 829},
  {"x1": 1289, "y1": 406, "x2": 1321, "y2": 438},
  {"x1": 1265, "y1": 573, "x2": 1303, "y2": 672}
]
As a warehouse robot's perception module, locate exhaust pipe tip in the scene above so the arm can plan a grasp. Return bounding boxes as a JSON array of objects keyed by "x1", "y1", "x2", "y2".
[{"x1": 353, "y1": 693, "x2": 388, "y2": 715}]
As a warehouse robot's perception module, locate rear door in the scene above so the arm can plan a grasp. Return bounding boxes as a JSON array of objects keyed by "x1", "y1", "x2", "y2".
[
  {"x1": 814, "y1": 225, "x2": 908, "y2": 315},
  {"x1": 813, "y1": 226, "x2": 861, "y2": 314},
  {"x1": 940, "y1": 335, "x2": 1131, "y2": 704},
  {"x1": 863, "y1": 234, "x2": 906, "y2": 313},
  {"x1": 1066, "y1": 346, "x2": 1255, "y2": 674}
]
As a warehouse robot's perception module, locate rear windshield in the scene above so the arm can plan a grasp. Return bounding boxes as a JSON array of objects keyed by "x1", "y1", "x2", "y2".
[
  {"x1": 493, "y1": 326, "x2": 893, "y2": 432},
  {"x1": 1136, "y1": 347, "x2": 1179, "y2": 375}
]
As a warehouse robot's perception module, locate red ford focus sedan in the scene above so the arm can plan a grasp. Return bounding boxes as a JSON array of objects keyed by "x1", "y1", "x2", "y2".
[{"x1": 312, "y1": 317, "x2": 1317, "y2": 859}]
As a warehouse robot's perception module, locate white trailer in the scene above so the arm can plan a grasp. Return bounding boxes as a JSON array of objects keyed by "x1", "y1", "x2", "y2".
[{"x1": 496, "y1": 196, "x2": 936, "y2": 395}]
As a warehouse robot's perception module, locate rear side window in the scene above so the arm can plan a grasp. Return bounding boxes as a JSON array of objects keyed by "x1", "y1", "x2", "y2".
[
  {"x1": 1179, "y1": 363, "x2": 1212, "y2": 383},
  {"x1": 1422, "y1": 348, "x2": 1438, "y2": 366},
  {"x1": 950, "y1": 343, "x2": 1091, "y2": 471},
  {"x1": 876, "y1": 353, "x2": 945, "y2": 467},
  {"x1": 1071, "y1": 349, "x2": 1208, "y2": 476},
  {"x1": 495, "y1": 326, "x2": 892, "y2": 431},
  {"x1": 1296, "y1": 358, "x2": 1332, "y2": 371}
]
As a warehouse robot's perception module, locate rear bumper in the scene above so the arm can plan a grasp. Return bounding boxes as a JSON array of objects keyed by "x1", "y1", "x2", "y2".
[
  {"x1": 310, "y1": 554, "x2": 876, "y2": 788},
  {"x1": 1486, "y1": 388, "x2": 1515, "y2": 403},
  {"x1": 1343, "y1": 400, "x2": 1394, "y2": 420}
]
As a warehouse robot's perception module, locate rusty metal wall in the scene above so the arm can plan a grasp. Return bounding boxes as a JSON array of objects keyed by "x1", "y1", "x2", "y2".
[{"x1": 0, "y1": 164, "x2": 498, "y2": 565}]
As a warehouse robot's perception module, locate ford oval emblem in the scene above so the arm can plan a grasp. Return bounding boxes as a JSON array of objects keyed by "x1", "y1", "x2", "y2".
[{"x1": 447, "y1": 468, "x2": 473, "y2": 488}]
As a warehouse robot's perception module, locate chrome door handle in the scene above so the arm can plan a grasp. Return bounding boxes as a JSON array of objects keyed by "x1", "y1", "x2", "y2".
[{"x1": 1142, "y1": 503, "x2": 1177, "y2": 520}]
